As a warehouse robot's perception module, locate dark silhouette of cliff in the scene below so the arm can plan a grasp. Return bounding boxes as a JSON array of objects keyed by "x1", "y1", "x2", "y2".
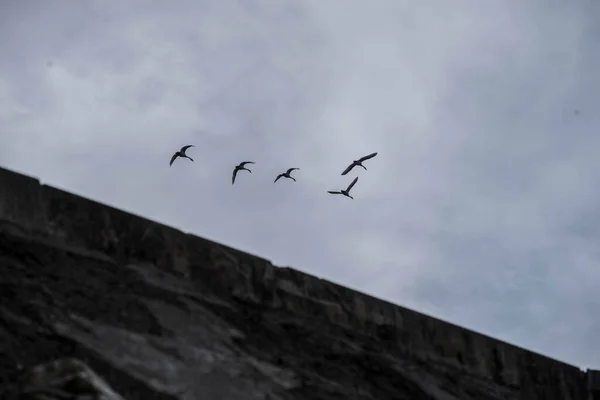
[{"x1": 0, "y1": 165, "x2": 598, "y2": 399}]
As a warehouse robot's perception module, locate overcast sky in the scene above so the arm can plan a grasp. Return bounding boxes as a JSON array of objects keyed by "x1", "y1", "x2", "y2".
[{"x1": 1, "y1": 0, "x2": 599, "y2": 368}]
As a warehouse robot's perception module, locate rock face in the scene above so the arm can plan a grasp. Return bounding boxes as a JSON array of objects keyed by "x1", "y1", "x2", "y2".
[
  {"x1": 6, "y1": 358, "x2": 124, "y2": 399},
  {"x1": 0, "y1": 166, "x2": 597, "y2": 399}
]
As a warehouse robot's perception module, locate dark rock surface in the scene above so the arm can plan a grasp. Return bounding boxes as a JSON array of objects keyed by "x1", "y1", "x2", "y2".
[
  {"x1": 0, "y1": 220, "x2": 584, "y2": 400},
  {"x1": 0, "y1": 166, "x2": 597, "y2": 399},
  {"x1": 5, "y1": 357, "x2": 124, "y2": 399},
  {"x1": 0, "y1": 225, "x2": 473, "y2": 399}
]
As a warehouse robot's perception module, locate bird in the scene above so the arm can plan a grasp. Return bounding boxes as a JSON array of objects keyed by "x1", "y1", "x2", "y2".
[
  {"x1": 274, "y1": 168, "x2": 299, "y2": 183},
  {"x1": 328, "y1": 176, "x2": 359, "y2": 199},
  {"x1": 232, "y1": 161, "x2": 255, "y2": 184},
  {"x1": 169, "y1": 145, "x2": 195, "y2": 167},
  {"x1": 341, "y1": 152, "x2": 378, "y2": 175}
]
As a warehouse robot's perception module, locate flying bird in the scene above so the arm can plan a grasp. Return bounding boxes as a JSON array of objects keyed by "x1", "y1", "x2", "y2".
[
  {"x1": 232, "y1": 161, "x2": 255, "y2": 185},
  {"x1": 341, "y1": 152, "x2": 378, "y2": 175},
  {"x1": 170, "y1": 145, "x2": 195, "y2": 167},
  {"x1": 274, "y1": 168, "x2": 299, "y2": 183},
  {"x1": 328, "y1": 176, "x2": 359, "y2": 199}
]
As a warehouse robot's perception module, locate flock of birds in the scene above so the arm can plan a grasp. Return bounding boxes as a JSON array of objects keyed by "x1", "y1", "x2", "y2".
[{"x1": 169, "y1": 145, "x2": 379, "y2": 199}]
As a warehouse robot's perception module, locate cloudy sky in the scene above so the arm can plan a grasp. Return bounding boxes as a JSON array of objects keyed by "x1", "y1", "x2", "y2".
[{"x1": 1, "y1": 0, "x2": 599, "y2": 368}]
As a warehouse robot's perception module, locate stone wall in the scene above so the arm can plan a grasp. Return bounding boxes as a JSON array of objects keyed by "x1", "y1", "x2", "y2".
[{"x1": 0, "y1": 166, "x2": 596, "y2": 399}]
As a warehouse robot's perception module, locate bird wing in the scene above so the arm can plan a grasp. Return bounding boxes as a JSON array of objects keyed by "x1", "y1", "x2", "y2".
[
  {"x1": 341, "y1": 163, "x2": 355, "y2": 175},
  {"x1": 232, "y1": 168, "x2": 238, "y2": 184},
  {"x1": 286, "y1": 167, "x2": 299, "y2": 174},
  {"x1": 346, "y1": 176, "x2": 359, "y2": 192},
  {"x1": 180, "y1": 145, "x2": 194, "y2": 154},
  {"x1": 274, "y1": 174, "x2": 283, "y2": 183},
  {"x1": 327, "y1": 191, "x2": 341, "y2": 195},
  {"x1": 359, "y1": 152, "x2": 378, "y2": 162},
  {"x1": 169, "y1": 153, "x2": 178, "y2": 166},
  {"x1": 240, "y1": 161, "x2": 255, "y2": 167}
]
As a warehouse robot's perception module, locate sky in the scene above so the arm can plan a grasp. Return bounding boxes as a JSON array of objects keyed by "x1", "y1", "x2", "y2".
[{"x1": 1, "y1": 0, "x2": 599, "y2": 369}]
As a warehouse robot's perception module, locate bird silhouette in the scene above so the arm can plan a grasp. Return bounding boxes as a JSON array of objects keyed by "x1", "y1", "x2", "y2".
[
  {"x1": 328, "y1": 176, "x2": 359, "y2": 199},
  {"x1": 170, "y1": 145, "x2": 195, "y2": 167},
  {"x1": 341, "y1": 152, "x2": 378, "y2": 175},
  {"x1": 274, "y1": 168, "x2": 299, "y2": 183},
  {"x1": 232, "y1": 161, "x2": 255, "y2": 185}
]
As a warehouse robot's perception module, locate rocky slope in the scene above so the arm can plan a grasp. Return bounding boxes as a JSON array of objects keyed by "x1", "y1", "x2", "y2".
[
  {"x1": 0, "y1": 220, "x2": 579, "y2": 400},
  {"x1": 0, "y1": 166, "x2": 594, "y2": 399}
]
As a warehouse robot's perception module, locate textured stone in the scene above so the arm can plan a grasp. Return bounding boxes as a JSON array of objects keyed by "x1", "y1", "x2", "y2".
[
  {"x1": 12, "y1": 358, "x2": 124, "y2": 400},
  {"x1": 0, "y1": 165, "x2": 597, "y2": 399}
]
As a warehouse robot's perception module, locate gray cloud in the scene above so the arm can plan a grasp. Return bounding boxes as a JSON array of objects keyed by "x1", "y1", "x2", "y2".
[{"x1": 1, "y1": 0, "x2": 599, "y2": 367}]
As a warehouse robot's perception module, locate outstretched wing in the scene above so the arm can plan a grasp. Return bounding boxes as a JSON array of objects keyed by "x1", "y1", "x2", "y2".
[
  {"x1": 274, "y1": 174, "x2": 283, "y2": 183},
  {"x1": 341, "y1": 163, "x2": 355, "y2": 175},
  {"x1": 169, "y1": 153, "x2": 178, "y2": 166},
  {"x1": 180, "y1": 144, "x2": 194, "y2": 154},
  {"x1": 359, "y1": 152, "x2": 378, "y2": 162},
  {"x1": 346, "y1": 176, "x2": 359, "y2": 192},
  {"x1": 240, "y1": 161, "x2": 255, "y2": 167},
  {"x1": 286, "y1": 167, "x2": 299, "y2": 174},
  {"x1": 232, "y1": 168, "x2": 239, "y2": 185},
  {"x1": 327, "y1": 191, "x2": 342, "y2": 195}
]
